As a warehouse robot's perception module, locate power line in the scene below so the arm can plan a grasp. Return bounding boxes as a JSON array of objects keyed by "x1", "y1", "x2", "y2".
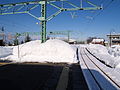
[
  {"x1": 0, "y1": 17, "x2": 36, "y2": 32},
  {"x1": 89, "y1": 0, "x2": 115, "y2": 20}
]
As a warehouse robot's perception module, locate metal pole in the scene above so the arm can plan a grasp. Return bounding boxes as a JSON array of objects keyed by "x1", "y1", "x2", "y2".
[
  {"x1": 110, "y1": 32, "x2": 111, "y2": 47},
  {"x1": 0, "y1": 0, "x2": 102, "y2": 43},
  {"x1": 16, "y1": 33, "x2": 20, "y2": 58},
  {"x1": 41, "y1": 1, "x2": 47, "y2": 43},
  {"x1": 80, "y1": 0, "x2": 83, "y2": 8},
  {"x1": 110, "y1": 29, "x2": 115, "y2": 47},
  {"x1": 17, "y1": 37, "x2": 20, "y2": 58},
  {"x1": 68, "y1": 31, "x2": 70, "y2": 42}
]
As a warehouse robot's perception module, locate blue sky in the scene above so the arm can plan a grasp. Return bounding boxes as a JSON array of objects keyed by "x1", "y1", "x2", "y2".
[{"x1": 0, "y1": 0, "x2": 120, "y2": 41}]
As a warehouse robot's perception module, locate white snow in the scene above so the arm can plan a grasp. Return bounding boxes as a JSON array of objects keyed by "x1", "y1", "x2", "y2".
[
  {"x1": 86, "y1": 44, "x2": 120, "y2": 68},
  {"x1": 92, "y1": 38, "x2": 104, "y2": 43},
  {"x1": 1, "y1": 40, "x2": 120, "y2": 67},
  {"x1": 0, "y1": 39, "x2": 77, "y2": 63},
  {"x1": 1, "y1": 40, "x2": 120, "y2": 89},
  {"x1": 108, "y1": 45, "x2": 120, "y2": 68},
  {"x1": 0, "y1": 46, "x2": 13, "y2": 58},
  {"x1": 86, "y1": 44, "x2": 115, "y2": 67},
  {"x1": 87, "y1": 44, "x2": 108, "y2": 54},
  {"x1": 79, "y1": 47, "x2": 120, "y2": 89}
]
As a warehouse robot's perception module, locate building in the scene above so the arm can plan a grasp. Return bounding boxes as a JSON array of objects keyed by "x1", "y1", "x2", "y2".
[
  {"x1": 68, "y1": 39, "x2": 77, "y2": 44},
  {"x1": 91, "y1": 38, "x2": 105, "y2": 45},
  {"x1": 107, "y1": 34, "x2": 120, "y2": 46}
]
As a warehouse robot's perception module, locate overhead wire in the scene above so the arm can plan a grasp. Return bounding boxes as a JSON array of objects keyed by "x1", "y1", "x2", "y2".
[
  {"x1": 91, "y1": 0, "x2": 115, "y2": 20},
  {"x1": 76, "y1": 0, "x2": 116, "y2": 31},
  {"x1": 82, "y1": 0, "x2": 115, "y2": 25},
  {"x1": 77, "y1": 0, "x2": 108, "y2": 20},
  {"x1": 0, "y1": 17, "x2": 35, "y2": 33},
  {"x1": 100, "y1": 0, "x2": 108, "y2": 5}
]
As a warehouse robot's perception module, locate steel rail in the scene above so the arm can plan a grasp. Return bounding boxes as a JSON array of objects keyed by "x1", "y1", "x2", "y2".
[
  {"x1": 86, "y1": 48, "x2": 113, "y2": 68},
  {"x1": 80, "y1": 47, "x2": 102, "y2": 90},
  {"x1": 80, "y1": 47, "x2": 120, "y2": 89}
]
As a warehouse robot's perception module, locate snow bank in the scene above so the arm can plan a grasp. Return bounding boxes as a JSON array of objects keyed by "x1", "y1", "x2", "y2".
[
  {"x1": 108, "y1": 45, "x2": 120, "y2": 68},
  {"x1": 2, "y1": 39, "x2": 77, "y2": 63},
  {"x1": 87, "y1": 44, "x2": 110, "y2": 55},
  {"x1": 87, "y1": 44, "x2": 116, "y2": 67},
  {"x1": 0, "y1": 46, "x2": 13, "y2": 58},
  {"x1": 108, "y1": 45, "x2": 120, "y2": 57}
]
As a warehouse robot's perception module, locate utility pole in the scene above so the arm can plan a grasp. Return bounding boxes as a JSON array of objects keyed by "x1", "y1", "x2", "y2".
[
  {"x1": 109, "y1": 29, "x2": 115, "y2": 47},
  {"x1": 67, "y1": 30, "x2": 71, "y2": 42},
  {"x1": 110, "y1": 31, "x2": 112, "y2": 47},
  {"x1": 16, "y1": 33, "x2": 21, "y2": 58},
  {"x1": 0, "y1": 0, "x2": 102, "y2": 43},
  {"x1": 1, "y1": 27, "x2": 4, "y2": 40}
]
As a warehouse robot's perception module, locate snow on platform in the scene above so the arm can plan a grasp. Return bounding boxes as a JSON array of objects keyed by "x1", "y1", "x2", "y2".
[
  {"x1": 0, "y1": 46, "x2": 13, "y2": 58},
  {"x1": 0, "y1": 39, "x2": 77, "y2": 63}
]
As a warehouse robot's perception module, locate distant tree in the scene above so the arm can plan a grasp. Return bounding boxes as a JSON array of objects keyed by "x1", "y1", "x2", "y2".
[
  {"x1": 77, "y1": 41, "x2": 85, "y2": 44},
  {"x1": 8, "y1": 42, "x2": 12, "y2": 46},
  {"x1": 46, "y1": 36, "x2": 50, "y2": 40},
  {"x1": 0, "y1": 40, "x2": 5, "y2": 46},
  {"x1": 1, "y1": 26, "x2": 4, "y2": 32},
  {"x1": 25, "y1": 34, "x2": 31, "y2": 42},
  {"x1": 14, "y1": 37, "x2": 19, "y2": 45},
  {"x1": 21, "y1": 40, "x2": 24, "y2": 44}
]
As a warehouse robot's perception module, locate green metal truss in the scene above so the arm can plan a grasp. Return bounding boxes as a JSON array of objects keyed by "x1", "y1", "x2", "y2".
[{"x1": 0, "y1": 0, "x2": 102, "y2": 43}]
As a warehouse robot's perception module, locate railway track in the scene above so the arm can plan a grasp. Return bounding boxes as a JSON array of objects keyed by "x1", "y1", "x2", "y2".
[{"x1": 79, "y1": 47, "x2": 120, "y2": 90}]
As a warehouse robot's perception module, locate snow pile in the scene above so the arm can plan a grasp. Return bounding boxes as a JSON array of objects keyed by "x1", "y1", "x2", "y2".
[
  {"x1": 108, "y1": 45, "x2": 120, "y2": 68},
  {"x1": 0, "y1": 46, "x2": 13, "y2": 58},
  {"x1": 87, "y1": 44, "x2": 115, "y2": 67},
  {"x1": 108, "y1": 45, "x2": 120, "y2": 57},
  {"x1": 87, "y1": 44, "x2": 108, "y2": 54},
  {"x1": 2, "y1": 39, "x2": 77, "y2": 63}
]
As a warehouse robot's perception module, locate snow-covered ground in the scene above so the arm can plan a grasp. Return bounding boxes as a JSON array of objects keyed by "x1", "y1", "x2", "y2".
[
  {"x1": 1, "y1": 39, "x2": 120, "y2": 68},
  {"x1": 1, "y1": 39, "x2": 120, "y2": 88},
  {"x1": 108, "y1": 45, "x2": 120, "y2": 68},
  {"x1": 79, "y1": 46, "x2": 120, "y2": 89},
  {"x1": 0, "y1": 46, "x2": 13, "y2": 58},
  {"x1": 0, "y1": 39, "x2": 77, "y2": 63},
  {"x1": 86, "y1": 44, "x2": 120, "y2": 68}
]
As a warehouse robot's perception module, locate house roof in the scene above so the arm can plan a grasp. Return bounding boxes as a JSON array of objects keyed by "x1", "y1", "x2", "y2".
[{"x1": 92, "y1": 39, "x2": 104, "y2": 43}]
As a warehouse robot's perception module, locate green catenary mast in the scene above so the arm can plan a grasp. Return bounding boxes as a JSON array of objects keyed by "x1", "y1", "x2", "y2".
[{"x1": 0, "y1": 0, "x2": 102, "y2": 43}]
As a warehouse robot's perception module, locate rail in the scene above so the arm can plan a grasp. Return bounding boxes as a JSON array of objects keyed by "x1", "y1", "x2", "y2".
[{"x1": 79, "y1": 47, "x2": 120, "y2": 90}]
